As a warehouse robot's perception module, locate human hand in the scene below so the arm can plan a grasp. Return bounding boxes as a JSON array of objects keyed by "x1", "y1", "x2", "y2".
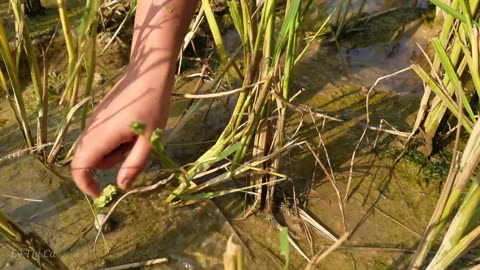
[
  {"x1": 70, "y1": 0, "x2": 198, "y2": 197},
  {"x1": 71, "y1": 64, "x2": 174, "y2": 197}
]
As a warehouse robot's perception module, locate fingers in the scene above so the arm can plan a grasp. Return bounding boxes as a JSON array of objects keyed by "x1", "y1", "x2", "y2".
[
  {"x1": 117, "y1": 135, "x2": 152, "y2": 190},
  {"x1": 71, "y1": 132, "x2": 127, "y2": 197},
  {"x1": 95, "y1": 143, "x2": 134, "y2": 170},
  {"x1": 71, "y1": 169, "x2": 101, "y2": 198}
]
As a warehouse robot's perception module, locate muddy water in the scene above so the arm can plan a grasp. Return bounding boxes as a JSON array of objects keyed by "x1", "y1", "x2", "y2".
[
  {"x1": 0, "y1": 1, "x2": 452, "y2": 269},
  {"x1": 300, "y1": 0, "x2": 436, "y2": 96}
]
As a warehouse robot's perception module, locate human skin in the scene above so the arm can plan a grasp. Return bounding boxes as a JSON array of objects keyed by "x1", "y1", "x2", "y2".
[{"x1": 71, "y1": 0, "x2": 199, "y2": 197}]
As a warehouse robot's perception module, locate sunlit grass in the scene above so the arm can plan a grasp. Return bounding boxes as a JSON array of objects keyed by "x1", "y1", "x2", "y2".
[{"x1": 409, "y1": 1, "x2": 480, "y2": 269}]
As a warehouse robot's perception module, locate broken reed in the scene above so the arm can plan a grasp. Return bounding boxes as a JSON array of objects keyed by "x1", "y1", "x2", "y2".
[
  {"x1": 409, "y1": 0, "x2": 480, "y2": 269},
  {"x1": 223, "y1": 237, "x2": 245, "y2": 270},
  {"x1": 0, "y1": 0, "x2": 101, "y2": 163}
]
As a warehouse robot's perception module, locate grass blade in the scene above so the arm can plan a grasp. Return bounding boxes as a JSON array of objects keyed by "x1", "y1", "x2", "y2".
[
  {"x1": 177, "y1": 178, "x2": 285, "y2": 202},
  {"x1": 0, "y1": 18, "x2": 34, "y2": 147},
  {"x1": 432, "y1": 39, "x2": 476, "y2": 122},
  {"x1": 201, "y1": 0, "x2": 228, "y2": 65},
  {"x1": 280, "y1": 227, "x2": 290, "y2": 269},
  {"x1": 273, "y1": 0, "x2": 301, "y2": 65},
  {"x1": 431, "y1": 0, "x2": 480, "y2": 27},
  {"x1": 411, "y1": 64, "x2": 474, "y2": 132}
]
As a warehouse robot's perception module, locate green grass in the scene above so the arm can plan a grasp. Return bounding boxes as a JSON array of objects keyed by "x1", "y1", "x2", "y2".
[{"x1": 409, "y1": 1, "x2": 480, "y2": 268}]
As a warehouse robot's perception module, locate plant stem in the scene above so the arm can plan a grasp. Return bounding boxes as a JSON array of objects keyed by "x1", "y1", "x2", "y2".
[
  {"x1": 410, "y1": 117, "x2": 480, "y2": 269},
  {"x1": 427, "y1": 223, "x2": 480, "y2": 269},
  {"x1": 81, "y1": 1, "x2": 100, "y2": 130},
  {"x1": 0, "y1": 18, "x2": 34, "y2": 148},
  {"x1": 10, "y1": 0, "x2": 47, "y2": 148},
  {"x1": 427, "y1": 177, "x2": 480, "y2": 268}
]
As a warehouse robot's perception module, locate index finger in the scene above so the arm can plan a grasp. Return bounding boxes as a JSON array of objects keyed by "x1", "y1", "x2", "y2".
[
  {"x1": 71, "y1": 167, "x2": 101, "y2": 197},
  {"x1": 71, "y1": 131, "x2": 127, "y2": 197}
]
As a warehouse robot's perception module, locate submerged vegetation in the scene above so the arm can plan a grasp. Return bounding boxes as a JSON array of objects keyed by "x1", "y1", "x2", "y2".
[{"x1": 0, "y1": 0, "x2": 479, "y2": 269}]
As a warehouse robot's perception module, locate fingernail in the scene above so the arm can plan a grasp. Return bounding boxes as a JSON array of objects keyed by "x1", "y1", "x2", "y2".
[
  {"x1": 88, "y1": 181, "x2": 102, "y2": 198},
  {"x1": 120, "y1": 178, "x2": 131, "y2": 190}
]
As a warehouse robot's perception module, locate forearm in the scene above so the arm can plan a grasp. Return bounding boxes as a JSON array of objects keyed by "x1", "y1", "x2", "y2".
[{"x1": 129, "y1": 0, "x2": 199, "y2": 76}]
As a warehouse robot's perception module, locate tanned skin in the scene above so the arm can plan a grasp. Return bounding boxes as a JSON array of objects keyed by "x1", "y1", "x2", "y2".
[{"x1": 71, "y1": 1, "x2": 199, "y2": 197}]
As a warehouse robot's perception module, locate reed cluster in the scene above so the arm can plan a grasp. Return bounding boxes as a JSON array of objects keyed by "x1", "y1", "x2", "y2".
[
  {"x1": 159, "y1": 0, "x2": 333, "y2": 209},
  {"x1": 409, "y1": 1, "x2": 480, "y2": 269}
]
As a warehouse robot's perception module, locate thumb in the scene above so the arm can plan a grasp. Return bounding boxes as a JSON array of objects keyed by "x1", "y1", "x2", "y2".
[{"x1": 117, "y1": 135, "x2": 152, "y2": 190}]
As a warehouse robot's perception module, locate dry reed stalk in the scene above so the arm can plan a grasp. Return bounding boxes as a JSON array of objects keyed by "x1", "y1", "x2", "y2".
[{"x1": 344, "y1": 67, "x2": 413, "y2": 204}]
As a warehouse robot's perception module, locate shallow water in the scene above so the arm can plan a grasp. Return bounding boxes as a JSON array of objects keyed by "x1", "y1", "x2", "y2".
[
  {"x1": 299, "y1": 0, "x2": 436, "y2": 96},
  {"x1": 0, "y1": 1, "x2": 463, "y2": 269}
]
